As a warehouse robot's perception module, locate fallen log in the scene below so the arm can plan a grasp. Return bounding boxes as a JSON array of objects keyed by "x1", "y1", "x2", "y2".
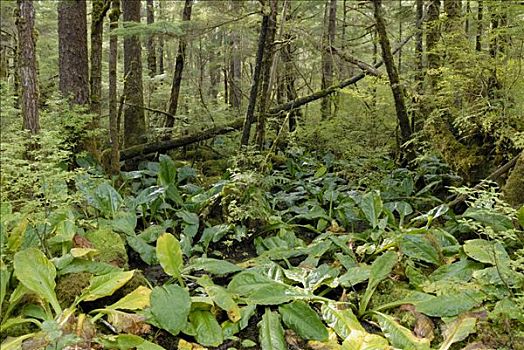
[
  {"x1": 119, "y1": 34, "x2": 415, "y2": 160},
  {"x1": 120, "y1": 118, "x2": 244, "y2": 160}
]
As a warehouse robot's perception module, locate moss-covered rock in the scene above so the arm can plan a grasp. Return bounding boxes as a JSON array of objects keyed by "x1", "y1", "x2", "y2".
[
  {"x1": 503, "y1": 152, "x2": 524, "y2": 207},
  {"x1": 55, "y1": 272, "x2": 91, "y2": 308},
  {"x1": 85, "y1": 227, "x2": 128, "y2": 268}
]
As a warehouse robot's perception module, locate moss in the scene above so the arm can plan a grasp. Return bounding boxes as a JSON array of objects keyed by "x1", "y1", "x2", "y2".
[
  {"x1": 85, "y1": 227, "x2": 128, "y2": 268},
  {"x1": 503, "y1": 152, "x2": 524, "y2": 207},
  {"x1": 55, "y1": 272, "x2": 91, "y2": 308},
  {"x1": 425, "y1": 117, "x2": 484, "y2": 182}
]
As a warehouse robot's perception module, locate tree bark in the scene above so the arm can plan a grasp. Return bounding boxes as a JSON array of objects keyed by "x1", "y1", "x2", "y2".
[
  {"x1": 122, "y1": 0, "x2": 146, "y2": 147},
  {"x1": 426, "y1": 0, "x2": 441, "y2": 90},
  {"x1": 90, "y1": 0, "x2": 110, "y2": 116},
  {"x1": 476, "y1": 0, "x2": 483, "y2": 51},
  {"x1": 241, "y1": 13, "x2": 270, "y2": 146},
  {"x1": 165, "y1": 0, "x2": 193, "y2": 129},
  {"x1": 413, "y1": 0, "x2": 424, "y2": 132},
  {"x1": 157, "y1": 0, "x2": 165, "y2": 75},
  {"x1": 58, "y1": 0, "x2": 89, "y2": 105},
  {"x1": 146, "y1": 0, "x2": 157, "y2": 77},
  {"x1": 256, "y1": 0, "x2": 278, "y2": 149},
  {"x1": 373, "y1": 0, "x2": 411, "y2": 147},
  {"x1": 108, "y1": 0, "x2": 121, "y2": 175},
  {"x1": 320, "y1": 0, "x2": 336, "y2": 120},
  {"x1": 16, "y1": 0, "x2": 39, "y2": 134}
]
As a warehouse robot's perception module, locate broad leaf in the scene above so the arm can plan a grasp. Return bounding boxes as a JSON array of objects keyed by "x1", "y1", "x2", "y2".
[
  {"x1": 150, "y1": 284, "x2": 191, "y2": 336},
  {"x1": 0, "y1": 259, "x2": 10, "y2": 312},
  {"x1": 189, "y1": 310, "x2": 224, "y2": 347},
  {"x1": 259, "y1": 308, "x2": 286, "y2": 350},
  {"x1": 279, "y1": 301, "x2": 328, "y2": 341},
  {"x1": 415, "y1": 292, "x2": 483, "y2": 317},
  {"x1": 13, "y1": 248, "x2": 61, "y2": 315},
  {"x1": 463, "y1": 208, "x2": 513, "y2": 232},
  {"x1": 342, "y1": 330, "x2": 390, "y2": 350},
  {"x1": 463, "y1": 239, "x2": 510, "y2": 265},
  {"x1": 98, "y1": 334, "x2": 166, "y2": 350},
  {"x1": 359, "y1": 191, "x2": 383, "y2": 228},
  {"x1": 400, "y1": 235, "x2": 441, "y2": 265},
  {"x1": 80, "y1": 270, "x2": 134, "y2": 302},
  {"x1": 438, "y1": 316, "x2": 477, "y2": 350},
  {"x1": 106, "y1": 286, "x2": 152, "y2": 311},
  {"x1": 156, "y1": 233, "x2": 183, "y2": 281},
  {"x1": 375, "y1": 312, "x2": 430, "y2": 350},
  {"x1": 321, "y1": 303, "x2": 364, "y2": 340},
  {"x1": 188, "y1": 257, "x2": 242, "y2": 275},
  {"x1": 158, "y1": 154, "x2": 177, "y2": 187},
  {"x1": 205, "y1": 285, "x2": 241, "y2": 322},
  {"x1": 359, "y1": 251, "x2": 397, "y2": 315},
  {"x1": 228, "y1": 271, "x2": 304, "y2": 305},
  {"x1": 127, "y1": 235, "x2": 157, "y2": 265}
]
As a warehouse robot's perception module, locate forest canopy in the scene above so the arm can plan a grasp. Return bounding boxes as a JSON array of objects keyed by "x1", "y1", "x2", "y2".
[{"x1": 1, "y1": 1, "x2": 523, "y2": 349}]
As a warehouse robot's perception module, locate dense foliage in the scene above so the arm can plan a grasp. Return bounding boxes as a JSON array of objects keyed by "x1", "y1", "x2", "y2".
[{"x1": 1, "y1": 1, "x2": 524, "y2": 349}]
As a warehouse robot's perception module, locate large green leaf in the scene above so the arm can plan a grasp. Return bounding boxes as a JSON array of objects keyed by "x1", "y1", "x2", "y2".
[
  {"x1": 13, "y1": 248, "x2": 61, "y2": 315},
  {"x1": 463, "y1": 239, "x2": 510, "y2": 265},
  {"x1": 359, "y1": 191, "x2": 383, "y2": 228},
  {"x1": 228, "y1": 271, "x2": 303, "y2": 305},
  {"x1": 375, "y1": 312, "x2": 430, "y2": 350},
  {"x1": 517, "y1": 206, "x2": 524, "y2": 228},
  {"x1": 156, "y1": 233, "x2": 183, "y2": 282},
  {"x1": 158, "y1": 154, "x2": 177, "y2": 187},
  {"x1": 321, "y1": 303, "x2": 364, "y2": 340},
  {"x1": 400, "y1": 235, "x2": 441, "y2": 265},
  {"x1": 438, "y1": 316, "x2": 477, "y2": 350},
  {"x1": 359, "y1": 251, "x2": 397, "y2": 315},
  {"x1": 188, "y1": 257, "x2": 242, "y2": 275},
  {"x1": 0, "y1": 259, "x2": 10, "y2": 313},
  {"x1": 415, "y1": 292, "x2": 483, "y2": 317},
  {"x1": 91, "y1": 182, "x2": 123, "y2": 217},
  {"x1": 279, "y1": 301, "x2": 328, "y2": 341},
  {"x1": 79, "y1": 270, "x2": 134, "y2": 302},
  {"x1": 463, "y1": 208, "x2": 513, "y2": 232},
  {"x1": 205, "y1": 285, "x2": 241, "y2": 322},
  {"x1": 150, "y1": 284, "x2": 191, "y2": 336},
  {"x1": 259, "y1": 308, "x2": 286, "y2": 350},
  {"x1": 189, "y1": 310, "x2": 224, "y2": 347},
  {"x1": 111, "y1": 211, "x2": 137, "y2": 235},
  {"x1": 127, "y1": 235, "x2": 157, "y2": 265}
]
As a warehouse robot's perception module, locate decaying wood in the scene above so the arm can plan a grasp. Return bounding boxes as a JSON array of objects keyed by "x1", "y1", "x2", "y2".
[
  {"x1": 120, "y1": 119, "x2": 244, "y2": 160},
  {"x1": 118, "y1": 34, "x2": 415, "y2": 160},
  {"x1": 448, "y1": 153, "x2": 521, "y2": 208}
]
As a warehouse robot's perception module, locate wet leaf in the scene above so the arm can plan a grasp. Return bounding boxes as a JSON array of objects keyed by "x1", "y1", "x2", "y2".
[
  {"x1": 279, "y1": 301, "x2": 328, "y2": 341},
  {"x1": 259, "y1": 308, "x2": 286, "y2": 350},
  {"x1": 189, "y1": 310, "x2": 224, "y2": 347},
  {"x1": 150, "y1": 284, "x2": 190, "y2": 336},
  {"x1": 79, "y1": 270, "x2": 134, "y2": 302}
]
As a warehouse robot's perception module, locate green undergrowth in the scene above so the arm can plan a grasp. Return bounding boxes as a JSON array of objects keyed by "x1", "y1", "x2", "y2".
[{"x1": 1, "y1": 150, "x2": 523, "y2": 350}]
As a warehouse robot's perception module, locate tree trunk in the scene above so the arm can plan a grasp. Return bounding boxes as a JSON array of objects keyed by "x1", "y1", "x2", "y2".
[
  {"x1": 122, "y1": 0, "x2": 146, "y2": 147},
  {"x1": 146, "y1": 0, "x2": 157, "y2": 77},
  {"x1": 241, "y1": 13, "x2": 270, "y2": 146},
  {"x1": 503, "y1": 152, "x2": 524, "y2": 207},
  {"x1": 426, "y1": 0, "x2": 441, "y2": 90},
  {"x1": 108, "y1": 0, "x2": 121, "y2": 175},
  {"x1": 16, "y1": 0, "x2": 39, "y2": 134},
  {"x1": 58, "y1": 0, "x2": 89, "y2": 105},
  {"x1": 320, "y1": 0, "x2": 336, "y2": 120},
  {"x1": 476, "y1": 0, "x2": 483, "y2": 51},
  {"x1": 373, "y1": 0, "x2": 411, "y2": 149},
  {"x1": 208, "y1": 29, "x2": 221, "y2": 101},
  {"x1": 165, "y1": 0, "x2": 193, "y2": 129},
  {"x1": 256, "y1": 0, "x2": 278, "y2": 149},
  {"x1": 157, "y1": 0, "x2": 164, "y2": 75},
  {"x1": 413, "y1": 0, "x2": 423, "y2": 132},
  {"x1": 90, "y1": 0, "x2": 110, "y2": 116}
]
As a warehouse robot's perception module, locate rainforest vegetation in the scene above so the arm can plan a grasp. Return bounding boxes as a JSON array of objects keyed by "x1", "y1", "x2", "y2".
[{"x1": 1, "y1": 0, "x2": 523, "y2": 349}]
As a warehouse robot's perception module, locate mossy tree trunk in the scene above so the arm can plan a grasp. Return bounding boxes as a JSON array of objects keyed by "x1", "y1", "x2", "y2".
[
  {"x1": 16, "y1": 0, "x2": 39, "y2": 135},
  {"x1": 256, "y1": 0, "x2": 278, "y2": 149},
  {"x1": 122, "y1": 0, "x2": 146, "y2": 148},
  {"x1": 108, "y1": 0, "x2": 120, "y2": 175},
  {"x1": 90, "y1": 0, "x2": 110, "y2": 116},
  {"x1": 373, "y1": 0, "x2": 412, "y2": 158}
]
